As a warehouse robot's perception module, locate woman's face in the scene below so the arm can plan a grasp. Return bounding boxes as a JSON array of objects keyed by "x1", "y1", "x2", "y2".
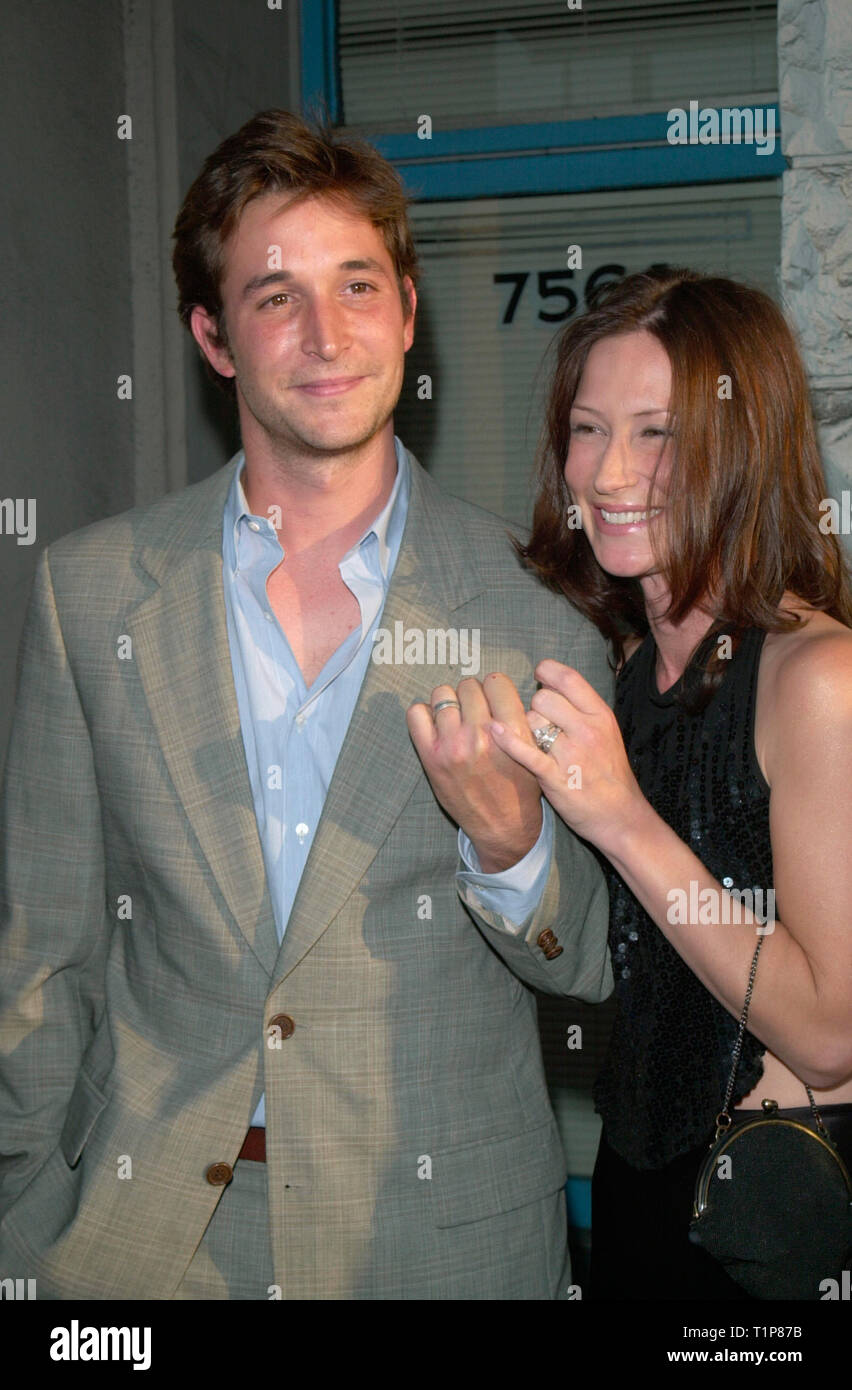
[{"x1": 563, "y1": 329, "x2": 673, "y2": 580}]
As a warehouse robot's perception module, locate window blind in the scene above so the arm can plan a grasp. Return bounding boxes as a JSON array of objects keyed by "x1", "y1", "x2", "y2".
[{"x1": 339, "y1": 0, "x2": 778, "y2": 128}]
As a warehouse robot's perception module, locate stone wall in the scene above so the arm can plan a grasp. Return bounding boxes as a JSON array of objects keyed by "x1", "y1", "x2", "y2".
[{"x1": 779, "y1": 0, "x2": 852, "y2": 552}]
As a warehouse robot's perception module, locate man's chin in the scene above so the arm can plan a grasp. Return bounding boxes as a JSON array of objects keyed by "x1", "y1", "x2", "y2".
[{"x1": 275, "y1": 415, "x2": 396, "y2": 459}]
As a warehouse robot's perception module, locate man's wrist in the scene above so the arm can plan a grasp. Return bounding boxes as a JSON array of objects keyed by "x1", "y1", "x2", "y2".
[{"x1": 469, "y1": 807, "x2": 544, "y2": 874}]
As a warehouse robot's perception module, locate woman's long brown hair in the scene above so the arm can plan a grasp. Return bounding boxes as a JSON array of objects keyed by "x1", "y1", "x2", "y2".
[{"x1": 519, "y1": 266, "x2": 852, "y2": 708}]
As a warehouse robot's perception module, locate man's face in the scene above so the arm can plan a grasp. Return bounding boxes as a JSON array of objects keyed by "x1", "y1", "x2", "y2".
[{"x1": 193, "y1": 192, "x2": 415, "y2": 458}]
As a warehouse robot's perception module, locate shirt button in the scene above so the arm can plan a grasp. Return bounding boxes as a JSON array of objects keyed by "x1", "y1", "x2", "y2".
[
  {"x1": 265, "y1": 611, "x2": 274, "y2": 621},
  {"x1": 248, "y1": 520, "x2": 261, "y2": 532},
  {"x1": 295, "y1": 822, "x2": 309, "y2": 844},
  {"x1": 295, "y1": 712, "x2": 306, "y2": 727},
  {"x1": 205, "y1": 1162, "x2": 233, "y2": 1186}
]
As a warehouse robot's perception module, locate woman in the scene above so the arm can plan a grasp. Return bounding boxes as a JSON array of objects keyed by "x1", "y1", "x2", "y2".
[{"x1": 487, "y1": 267, "x2": 852, "y2": 1299}]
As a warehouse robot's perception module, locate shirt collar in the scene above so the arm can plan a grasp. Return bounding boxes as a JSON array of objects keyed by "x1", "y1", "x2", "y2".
[{"x1": 225, "y1": 436, "x2": 410, "y2": 584}]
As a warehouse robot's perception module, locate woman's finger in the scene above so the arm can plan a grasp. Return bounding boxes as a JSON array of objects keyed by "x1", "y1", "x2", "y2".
[
  {"x1": 530, "y1": 685, "x2": 587, "y2": 735},
  {"x1": 488, "y1": 720, "x2": 558, "y2": 782},
  {"x1": 535, "y1": 660, "x2": 610, "y2": 716}
]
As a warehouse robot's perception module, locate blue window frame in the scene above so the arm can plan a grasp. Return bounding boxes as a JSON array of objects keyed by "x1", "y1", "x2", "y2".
[
  {"x1": 300, "y1": 0, "x2": 784, "y2": 201},
  {"x1": 300, "y1": 0, "x2": 340, "y2": 127}
]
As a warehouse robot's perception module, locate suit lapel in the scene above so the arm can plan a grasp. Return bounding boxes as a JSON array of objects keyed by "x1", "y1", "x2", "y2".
[
  {"x1": 125, "y1": 449, "x2": 487, "y2": 987},
  {"x1": 127, "y1": 460, "x2": 280, "y2": 977},
  {"x1": 271, "y1": 454, "x2": 486, "y2": 984}
]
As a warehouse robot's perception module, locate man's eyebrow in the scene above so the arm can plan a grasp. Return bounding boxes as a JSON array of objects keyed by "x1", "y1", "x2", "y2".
[
  {"x1": 338, "y1": 258, "x2": 387, "y2": 273},
  {"x1": 240, "y1": 271, "x2": 293, "y2": 300},
  {"x1": 240, "y1": 259, "x2": 390, "y2": 300}
]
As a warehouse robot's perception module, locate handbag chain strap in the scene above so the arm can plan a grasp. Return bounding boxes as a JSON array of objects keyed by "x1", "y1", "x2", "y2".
[{"x1": 714, "y1": 935, "x2": 828, "y2": 1142}]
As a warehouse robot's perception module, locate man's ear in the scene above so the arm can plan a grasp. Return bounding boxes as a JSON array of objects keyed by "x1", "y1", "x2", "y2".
[
  {"x1": 402, "y1": 276, "x2": 417, "y2": 352},
  {"x1": 189, "y1": 305, "x2": 236, "y2": 379}
]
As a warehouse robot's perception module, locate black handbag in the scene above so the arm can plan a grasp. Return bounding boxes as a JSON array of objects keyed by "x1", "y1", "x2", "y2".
[{"x1": 689, "y1": 937, "x2": 852, "y2": 1300}]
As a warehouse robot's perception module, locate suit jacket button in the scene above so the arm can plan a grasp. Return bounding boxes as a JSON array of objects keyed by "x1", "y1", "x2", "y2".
[
  {"x1": 544, "y1": 945, "x2": 564, "y2": 960},
  {"x1": 268, "y1": 1013, "x2": 295, "y2": 1039},
  {"x1": 537, "y1": 929, "x2": 557, "y2": 949},
  {"x1": 206, "y1": 1162, "x2": 233, "y2": 1186}
]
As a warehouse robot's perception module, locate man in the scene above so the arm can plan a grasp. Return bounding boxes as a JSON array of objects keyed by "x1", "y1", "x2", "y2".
[{"x1": 0, "y1": 111, "x2": 612, "y2": 1300}]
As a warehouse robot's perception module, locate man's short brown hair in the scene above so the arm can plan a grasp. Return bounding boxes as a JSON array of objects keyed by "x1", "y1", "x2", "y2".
[{"x1": 172, "y1": 109, "x2": 419, "y2": 385}]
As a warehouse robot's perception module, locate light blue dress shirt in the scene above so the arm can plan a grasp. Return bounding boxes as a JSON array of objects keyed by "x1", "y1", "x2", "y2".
[{"x1": 221, "y1": 437, "x2": 552, "y2": 1126}]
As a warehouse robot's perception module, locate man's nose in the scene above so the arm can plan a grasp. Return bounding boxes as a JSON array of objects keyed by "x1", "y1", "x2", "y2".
[{"x1": 301, "y1": 296, "x2": 349, "y2": 360}]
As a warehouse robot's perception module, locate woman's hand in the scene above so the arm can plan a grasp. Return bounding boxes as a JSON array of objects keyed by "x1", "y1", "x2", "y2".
[{"x1": 488, "y1": 658, "x2": 647, "y2": 854}]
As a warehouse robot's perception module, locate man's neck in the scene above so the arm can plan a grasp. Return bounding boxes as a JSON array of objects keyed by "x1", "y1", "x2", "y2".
[{"x1": 240, "y1": 426, "x2": 399, "y2": 561}]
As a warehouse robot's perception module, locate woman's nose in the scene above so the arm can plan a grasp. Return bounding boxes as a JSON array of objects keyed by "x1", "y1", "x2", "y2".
[{"x1": 594, "y1": 433, "x2": 641, "y2": 494}]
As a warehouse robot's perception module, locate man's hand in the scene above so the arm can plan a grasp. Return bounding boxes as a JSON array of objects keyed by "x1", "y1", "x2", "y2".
[{"x1": 406, "y1": 673, "x2": 544, "y2": 873}]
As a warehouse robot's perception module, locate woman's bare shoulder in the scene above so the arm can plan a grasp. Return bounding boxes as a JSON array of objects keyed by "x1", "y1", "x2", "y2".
[
  {"x1": 759, "y1": 608, "x2": 852, "y2": 776},
  {"x1": 763, "y1": 607, "x2": 852, "y2": 693}
]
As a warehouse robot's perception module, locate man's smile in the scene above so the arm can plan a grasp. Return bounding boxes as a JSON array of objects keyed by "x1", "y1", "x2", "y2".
[{"x1": 292, "y1": 375, "x2": 367, "y2": 396}]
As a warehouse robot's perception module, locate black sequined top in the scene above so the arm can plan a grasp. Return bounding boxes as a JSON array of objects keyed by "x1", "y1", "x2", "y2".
[{"x1": 594, "y1": 626, "x2": 771, "y2": 1169}]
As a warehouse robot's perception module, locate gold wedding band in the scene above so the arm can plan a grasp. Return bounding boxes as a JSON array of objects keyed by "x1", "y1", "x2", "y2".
[{"x1": 432, "y1": 699, "x2": 461, "y2": 715}]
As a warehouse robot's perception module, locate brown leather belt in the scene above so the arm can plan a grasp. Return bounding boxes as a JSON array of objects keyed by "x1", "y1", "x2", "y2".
[{"x1": 237, "y1": 1126, "x2": 266, "y2": 1162}]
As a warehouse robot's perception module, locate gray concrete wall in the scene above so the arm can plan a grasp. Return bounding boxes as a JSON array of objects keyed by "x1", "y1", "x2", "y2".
[
  {"x1": 0, "y1": 0, "x2": 300, "y2": 770},
  {"x1": 779, "y1": 0, "x2": 852, "y2": 548},
  {"x1": 173, "y1": 0, "x2": 302, "y2": 483},
  {"x1": 0, "y1": 0, "x2": 134, "y2": 766}
]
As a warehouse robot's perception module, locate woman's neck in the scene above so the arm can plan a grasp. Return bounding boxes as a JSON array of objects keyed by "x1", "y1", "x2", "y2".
[{"x1": 640, "y1": 574, "x2": 715, "y2": 693}]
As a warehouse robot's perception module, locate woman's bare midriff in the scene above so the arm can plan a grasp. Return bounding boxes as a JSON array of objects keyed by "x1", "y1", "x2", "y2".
[{"x1": 736, "y1": 1045, "x2": 852, "y2": 1110}]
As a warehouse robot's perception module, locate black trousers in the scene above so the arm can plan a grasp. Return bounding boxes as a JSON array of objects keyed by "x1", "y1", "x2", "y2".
[{"x1": 590, "y1": 1105, "x2": 852, "y2": 1301}]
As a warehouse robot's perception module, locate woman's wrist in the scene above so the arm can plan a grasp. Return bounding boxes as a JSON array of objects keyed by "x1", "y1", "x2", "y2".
[{"x1": 595, "y1": 791, "x2": 663, "y2": 868}]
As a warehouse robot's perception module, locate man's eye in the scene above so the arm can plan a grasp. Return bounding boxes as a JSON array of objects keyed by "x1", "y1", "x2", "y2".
[
  {"x1": 346, "y1": 281, "x2": 373, "y2": 295},
  {"x1": 264, "y1": 293, "x2": 292, "y2": 307}
]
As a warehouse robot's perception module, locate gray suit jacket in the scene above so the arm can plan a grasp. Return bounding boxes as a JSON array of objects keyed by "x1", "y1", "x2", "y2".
[{"x1": 0, "y1": 449, "x2": 613, "y2": 1299}]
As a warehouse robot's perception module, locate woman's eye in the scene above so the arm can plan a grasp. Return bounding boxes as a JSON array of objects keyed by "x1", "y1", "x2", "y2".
[{"x1": 570, "y1": 422, "x2": 598, "y2": 434}]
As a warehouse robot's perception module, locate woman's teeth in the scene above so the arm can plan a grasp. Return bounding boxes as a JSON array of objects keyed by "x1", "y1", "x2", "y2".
[{"x1": 600, "y1": 508, "x2": 662, "y2": 524}]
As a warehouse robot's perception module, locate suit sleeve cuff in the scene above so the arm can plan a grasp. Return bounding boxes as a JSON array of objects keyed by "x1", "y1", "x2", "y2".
[{"x1": 456, "y1": 802, "x2": 553, "y2": 936}]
